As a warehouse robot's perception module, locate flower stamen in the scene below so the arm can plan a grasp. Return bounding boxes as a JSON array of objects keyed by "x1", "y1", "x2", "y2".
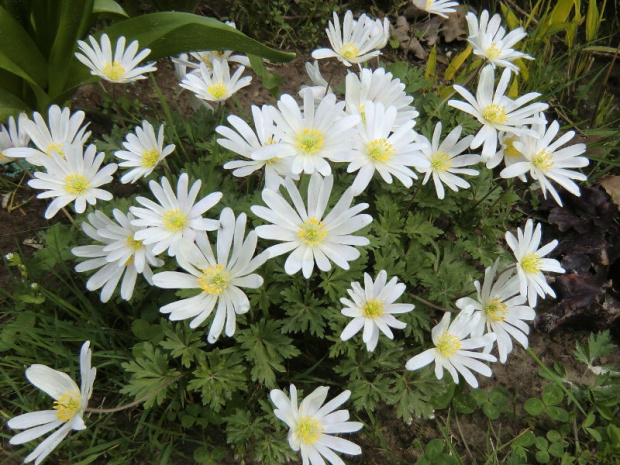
[
  {"x1": 53, "y1": 391, "x2": 82, "y2": 421},
  {"x1": 162, "y1": 209, "x2": 188, "y2": 231},
  {"x1": 436, "y1": 333, "x2": 462, "y2": 357},
  {"x1": 295, "y1": 416, "x2": 323, "y2": 445},
  {"x1": 198, "y1": 264, "x2": 230, "y2": 295},
  {"x1": 298, "y1": 217, "x2": 327, "y2": 246}
]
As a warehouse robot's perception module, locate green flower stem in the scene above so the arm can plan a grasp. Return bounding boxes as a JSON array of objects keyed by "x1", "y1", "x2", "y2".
[
  {"x1": 99, "y1": 82, "x2": 128, "y2": 132},
  {"x1": 486, "y1": 179, "x2": 514, "y2": 215},
  {"x1": 408, "y1": 293, "x2": 457, "y2": 313},
  {"x1": 401, "y1": 180, "x2": 423, "y2": 219}
]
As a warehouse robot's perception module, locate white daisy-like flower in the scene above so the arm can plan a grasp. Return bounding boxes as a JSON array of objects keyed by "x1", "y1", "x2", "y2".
[
  {"x1": 448, "y1": 65, "x2": 548, "y2": 160},
  {"x1": 153, "y1": 208, "x2": 267, "y2": 343},
  {"x1": 130, "y1": 173, "x2": 222, "y2": 257},
  {"x1": 75, "y1": 33, "x2": 156, "y2": 83},
  {"x1": 485, "y1": 130, "x2": 528, "y2": 173},
  {"x1": 299, "y1": 61, "x2": 332, "y2": 100},
  {"x1": 7, "y1": 341, "x2": 96, "y2": 465},
  {"x1": 217, "y1": 105, "x2": 297, "y2": 190},
  {"x1": 0, "y1": 113, "x2": 30, "y2": 165},
  {"x1": 456, "y1": 259, "x2": 536, "y2": 363},
  {"x1": 28, "y1": 144, "x2": 117, "y2": 219},
  {"x1": 412, "y1": 0, "x2": 460, "y2": 19},
  {"x1": 312, "y1": 10, "x2": 389, "y2": 66},
  {"x1": 348, "y1": 101, "x2": 428, "y2": 195},
  {"x1": 5, "y1": 105, "x2": 91, "y2": 166},
  {"x1": 340, "y1": 270, "x2": 415, "y2": 351},
  {"x1": 415, "y1": 122, "x2": 480, "y2": 199},
  {"x1": 345, "y1": 67, "x2": 419, "y2": 128},
  {"x1": 251, "y1": 173, "x2": 372, "y2": 279},
  {"x1": 179, "y1": 59, "x2": 252, "y2": 111},
  {"x1": 505, "y1": 219, "x2": 565, "y2": 307},
  {"x1": 467, "y1": 10, "x2": 533, "y2": 72},
  {"x1": 114, "y1": 120, "x2": 175, "y2": 184},
  {"x1": 499, "y1": 119, "x2": 589, "y2": 206},
  {"x1": 72, "y1": 209, "x2": 163, "y2": 302},
  {"x1": 253, "y1": 91, "x2": 360, "y2": 176},
  {"x1": 270, "y1": 384, "x2": 363, "y2": 465},
  {"x1": 405, "y1": 310, "x2": 497, "y2": 388}
]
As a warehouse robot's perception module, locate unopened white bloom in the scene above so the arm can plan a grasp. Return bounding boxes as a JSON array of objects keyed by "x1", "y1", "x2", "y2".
[
  {"x1": 153, "y1": 208, "x2": 267, "y2": 343},
  {"x1": 500, "y1": 119, "x2": 589, "y2": 206},
  {"x1": 130, "y1": 173, "x2": 222, "y2": 257},
  {"x1": 456, "y1": 259, "x2": 536, "y2": 363},
  {"x1": 115, "y1": 120, "x2": 175, "y2": 184},
  {"x1": 270, "y1": 384, "x2": 363, "y2": 465},
  {"x1": 7, "y1": 341, "x2": 96, "y2": 465},
  {"x1": 412, "y1": 0, "x2": 459, "y2": 18},
  {"x1": 405, "y1": 311, "x2": 497, "y2": 388},
  {"x1": 449, "y1": 65, "x2": 548, "y2": 160},
  {"x1": 467, "y1": 10, "x2": 533, "y2": 72},
  {"x1": 28, "y1": 144, "x2": 117, "y2": 219},
  {"x1": 416, "y1": 123, "x2": 480, "y2": 199},
  {"x1": 0, "y1": 113, "x2": 30, "y2": 165},
  {"x1": 299, "y1": 61, "x2": 332, "y2": 100},
  {"x1": 505, "y1": 219, "x2": 565, "y2": 307},
  {"x1": 340, "y1": 270, "x2": 414, "y2": 351},
  {"x1": 312, "y1": 10, "x2": 389, "y2": 66},
  {"x1": 75, "y1": 34, "x2": 156, "y2": 83},
  {"x1": 72, "y1": 210, "x2": 163, "y2": 302},
  {"x1": 251, "y1": 173, "x2": 372, "y2": 279}
]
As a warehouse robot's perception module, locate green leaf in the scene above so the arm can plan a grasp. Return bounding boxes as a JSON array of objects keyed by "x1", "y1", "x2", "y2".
[
  {"x1": 224, "y1": 409, "x2": 269, "y2": 445},
  {"x1": 470, "y1": 389, "x2": 487, "y2": 406},
  {"x1": 404, "y1": 212, "x2": 443, "y2": 246},
  {"x1": 525, "y1": 398, "x2": 546, "y2": 416},
  {"x1": 159, "y1": 321, "x2": 207, "y2": 368},
  {"x1": 548, "y1": 441, "x2": 564, "y2": 458},
  {"x1": 585, "y1": 427, "x2": 602, "y2": 442},
  {"x1": 483, "y1": 403, "x2": 501, "y2": 420},
  {"x1": 131, "y1": 319, "x2": 164, "y2": 343},
  {"x1": 489, "y1": 387, "x2": 509, "y2": 406},
  {"x1": 542, "y1": 384, "x2": 564, "y2": 406},
  {"x1": 93, "y1": 0, "x2": 128, "y2": 18},
  {"x1": 535, "y1": 450, "x2": 550, "y2": 464},
  {"x1": 452, "y1": 393, "x2": 477, "y2": 414},
  {"x1": 546, "y1": 406, "x2": 569, "y2": 422},
  {"x1": 574, "y1": 330, "x2": 616, "y2": 367},
  {"x1": 585, "y1": 0, "x2": 600, "y2": 41},
  {"x1": 424, "y1": 439, "x2": 445, "y2": 459},
  {"x1": 349, "y1": 375, "x2": 390, "y2": 411},
  {"x1": 512, "y1": 430, "x2": 536, "y2": 447},
  {"x1": 546, "y1": 430, "x2": 562, "y2": 442},
  {"x1": 280, "y1": 287, "x2": 327, "y2": 337}
]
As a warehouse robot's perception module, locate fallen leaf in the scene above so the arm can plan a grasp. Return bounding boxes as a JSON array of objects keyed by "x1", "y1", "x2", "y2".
[
  {"x1": 393, "y1": 16, "x2": 427, "y2": 59},
  {"x1": 599, "y1": 175, "x2": 620, "y2": 207},
  {"x1": 441, "y1": 6, "x2": 468, "y2": 42}
]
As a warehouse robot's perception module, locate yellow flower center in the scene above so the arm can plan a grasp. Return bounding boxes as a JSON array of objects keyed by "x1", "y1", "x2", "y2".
[
  {"x1": 295, "y1": 416, "x2": 323, "y2": 445},
  {"x1": 367, "y1": 138, "x2": 395, "y2": 162},
  {"x1": 483, "y1": 103, "x2": 507, "y2": 125},
  {"x1": 126, "y1": 234, "x2": 144, "y2": 251},
  {"x1": 436, "y1": 333, "x2": 462, "y2": 357},
  {"x1": 430, "y1": 152, "x2": 452, "y2": 172},
  {"x1": 141, "y1": 149, "x2": 160, "y2": 168},
  {"x1": 426, "y1": 0, "x2": 434, "y2": 8},
  {"x1": 265, "y1": 157, "x2": 281, "y2": 164},
  {"x1": 208, "y1": 82, "x2": 228, "y2": 99},
  {"x1": 211, "y1": 51, "x2": 225, "y2": 58},
  {"x1": 198, "y1": 264, "x2": 230, "y2": 295},
  {"x1": 339, "y1": 42, "x2": 360, "y2": 61},
  {"x1": 485, "y1": 43, "x2": 502, "y2": 60},
  {"x1": 46, "y1": 142, "x2": 64, "y2": 158},
  {"x1": 162, "y1": 209, "x2": 188, "y2": 231},
  {"x1": 298, "y1": 217, "x2": 327, "y2": 246},
  {"x1": 358, "y1": 104, "x2": 366, "y2": 123},
  {"x1": 64, "y1": 174, "x2": 89, "y2": 194},
  {"x1": 53, "y1": 390, "x2": 82, "y2": 422},
  {"x1": 103, "y1": 61, "x2": 126, "y2": 81},
  {"x1": 532, "y1": 149, "x2": 554, "y2": 171},
  {"x1": 0, "y1": 151, "x2": 7, "y2": 160},
  {"x1": 362, "y1": 299, "x2": 384, "y2": 318},
  {"x1": 503, "y1": 138, "x2": 521, "y2": 158},
  {"x1": 484, "y1": 297, "x2": 509, "y2": 322},
  {"x1": 295, "y1": 128, "x2": 324, "y2": 155},
  {"x1": 521, "y1": 253, "x2": 541, "y2": 274}
]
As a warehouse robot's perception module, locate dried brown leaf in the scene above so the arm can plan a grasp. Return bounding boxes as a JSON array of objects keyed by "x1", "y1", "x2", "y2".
[{"x1": 599, "y1": 175, "x2": 620, "y2": 207}]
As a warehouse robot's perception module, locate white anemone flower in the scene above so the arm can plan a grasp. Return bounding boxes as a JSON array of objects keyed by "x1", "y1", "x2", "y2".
[
  {"x1": 299, "y1": 61, "x2": 332, "y2": 100},
  {"x1": 485, "y1": 130, "x2": 528, "y2": 176},
  {"x1": 312, "y1": 10, "x2": 389, "y2": 66},
  {"x1": 448, "y1": 65, "x2": 548, "y2": 160},
  {"x1": 0, "y1": 113, "x2": 30, "y2": 165},
  {"x1": 412, "y1": 0, "x2": 460, "y2": 18},
  {"x1": 130, "y1": 173, "x2": 223, "y2": 257},
  {"x1": 75, "y1": 33, "x2": 156, "y2": 83},
  {"x1": 345, "y1": 67, "x2": 419, "y2": 128},
  {"x1": 505, "y1": 219, "x2": 565, "y2": 307},
  {"x1": 347, "y1": 101, "x2": 428, "y2": 195},
  {"x1": 416, "y1": 122, "x2": 480, "y2": 199},
  {"x1": 467, "y1": 10, "x2": 533, "y2": 72},
  {"x1": 251, "y1": 173, "x2": 372, "y2": 279},
  {"x1": 456, "y1": 259, "x2": 536, "y2": 363},
  {"x1": 115, "y1": 120, "x2": 175, "y2": 184},
  {"x1": 405, "y1": 311, "x2": 497, "y2": 388},
  {"x1": 499, "y1": 119, "x2": 589, "y2": 206},
  {"x1": 153, "y1": 208, "x2": 267, "y2": 343},
  {"x1": 217, "y1": 104, "x2": 297, "y2": 190},
  {"x1": 7, "y1": 341, "x2": 96, "y2": 465},
  {"x1": 253, "y1": 91, "x2": 360, "y2": 176},
  {"x1": 270, "y1": 384, "x2": 363, "y2": 465},
  {"x1": 28, "y1": 144, "x2": 117, "y2": 219},
  {"x1": 72, "y1": 209, "x2": 163, "y2": 302},
  {"x1": 179, "y1": 59, "x2": 252, "y2": 111},
  {"x1": 5, "y1": 105, "x2": 91, "y2": 166},
  {"x1": 340, "y1": 270, "x2": 415, "y2": 351}
]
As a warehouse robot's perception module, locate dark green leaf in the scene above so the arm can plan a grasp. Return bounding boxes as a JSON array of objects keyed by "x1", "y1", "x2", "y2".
[{"x1": 524, "y1": 398, "x2": 545, "y2": 416}]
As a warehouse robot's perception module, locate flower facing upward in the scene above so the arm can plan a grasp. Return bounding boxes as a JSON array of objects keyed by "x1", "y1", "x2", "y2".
[
  {"x1": 7, "y1": 341, "x2": 96, "y2": 465},
  {"x1": 115, "y1": 120, "x2": 175, "y2": 184},
  {"x1": 251, "y1": 173, "x2": 372, "y2": 279},
  {"x1": 505, "y1": 219, "x2": 565, "y2": 307},
  {"x1": 312, "y1": 10, "x2": 389, "y2": 66},
  {"x1": 0, "y1": 113, "x2": 30, "y2": 165},
  {"x1": 467, "y1": 10, "x2": 533, "y2": 72},
  {"x1": 75, "y1": 34, "x2": 156, "y2": 83},
  {"x1": 340, "y1": 270, "x2": 415, "y2": 351},
  {"x1": 405, "y1": 311, "x2": 497, "y2": 388},
  {"x1": 153, "y1": 208, "x2": 267, "y2": 343},
  {"x1": 129, "y1": 173, "x2": 223, "y2": 257},
  {"x1": 412, "y1": 0, "x2": 460, "y2": 19},
  {"x1": 270, "y1": 384, "x2": 363, "y2": 465}
]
